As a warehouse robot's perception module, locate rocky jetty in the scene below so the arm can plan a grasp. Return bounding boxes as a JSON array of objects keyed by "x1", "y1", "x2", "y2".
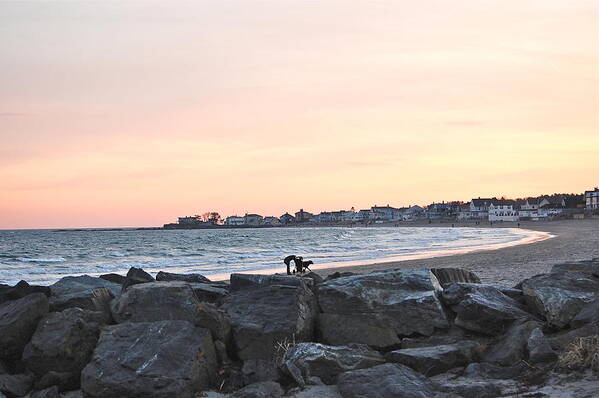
[{"x1": 0, "y1": 261, "x2": 598, "y2": 397}]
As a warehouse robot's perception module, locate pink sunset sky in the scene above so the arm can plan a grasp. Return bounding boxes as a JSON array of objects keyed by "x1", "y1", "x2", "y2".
[{"x1": 1, "y1": 1, "x2": 598, "y2": 229}]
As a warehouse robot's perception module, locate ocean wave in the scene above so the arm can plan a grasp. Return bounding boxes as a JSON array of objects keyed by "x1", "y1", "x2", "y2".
[{"x1": 16, "y1": 257, "x2": 66, "y2": 263}]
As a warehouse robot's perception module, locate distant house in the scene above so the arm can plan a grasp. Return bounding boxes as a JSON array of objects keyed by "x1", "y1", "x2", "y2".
[
  {"x1": 244, "y1": 213, "x2": 263, "y2": 226},
  {"x1": 585, "y1": 188, "x2": 599, "y2": 212},
  {"x1": 224, "y1": 216, "x2": 245, "y2": 226},
  {"x1": 488, "y1": 200, "x2": 519, "y2": 222},
  {"x1": 404, "y1": 205, "x2": 425, "y2": 220},
  {"x1": 426, "y1": 202, "x2": 462, "y2": 219},
  {"x1": 371, "y1": 205, "x2": 401, "y2": 221},
  {"x1": 178, "y1": 215, "x2": 201, "y2": 225},
  {"x1": 295, "y1": 209, "x2": 313, "y2": 223},
  {"x1": 354, "y1": 209, "x2": 374, "y2": 221},
  {"x1": 459, "y1": 198, "x2": 495, "y2": 220},
  {"x1": 280, "y1": 212, "x2": 295, "y2": 224},
  {"x1": 262, "y1": 216, "x2": 280, "y2": 226}
]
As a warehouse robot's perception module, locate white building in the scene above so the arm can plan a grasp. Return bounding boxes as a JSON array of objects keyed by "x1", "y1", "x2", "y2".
[
  {"x1": 224, "y1": 216, "x2": 245, "y2": 226},
  {"x1": 585, "y1": 188, "x2": 599, "y2": 212},
  {"x1": 488, "y1": 200, "x2": 519, "y2": 222}
]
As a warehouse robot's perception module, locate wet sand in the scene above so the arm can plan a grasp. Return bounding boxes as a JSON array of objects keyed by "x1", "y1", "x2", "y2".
[{"x1": 313, "y1": 219, "x2": 599, "y2": 286}]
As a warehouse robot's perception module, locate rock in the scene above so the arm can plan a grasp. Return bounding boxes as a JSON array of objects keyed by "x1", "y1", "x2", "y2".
[
  {"x1": 189, "y1": 283, "x2": 229, "y2": 303},
  {"x1": 437, "y1": 379, "x2": 502, "y2": 398},
  {"x1": 400, "y1": 328, "x2": 474, "y2": 349},
  {"x1": 463, "y1": 362, "x2": 529, "y2": 380},
  {"x1": 549, "y1": 321, "x2": 599, "y2": 351},
  {"x1": 301, "y1": 272, "x2": 324, "y2": 285},
  {"x1": 283, "y1": 343, "x2": 385, "y2": 386},
  {"x1": 121, "y1": 267, "x2": 155, "y2": 291},
  {"x1": 317, "y1": 313, "x2": 401, "y2": 349},
  {"x1": 229, "y1": 274, "x2": 312, "y2": 292},
  {"x1": 386, "y1": 341, "x2": 480, "y2": 376},
  {"x1": 214, "y1": 340, "x2": 230, "y2": 366},
  {"x1": 0, "y1": 293, "x2": 49, "y2": 361},
  {"x1": 156, "y1": 271, "x2": 211, "y2": 283},
  {"x1": 550, "y1": 258, "x2": 599, "y2": 275},
  {"x1": 431, "y1": 268, "x2": 481, "y2": 286},
  {"x1": 324, "y1": 272, "x2": 355, "y2": 281},
  {"x1": 230, "y1": 381, "x2": 283, "y2": 398},
  {"x1": 49, "y1": 276, "x2": 120, "y2": 312},
  {"x1": 527, "y1": 328, "x2": 557, "y2": 363},
  {"x1": 0, "y1": 281, "x2": 50, "y2": 305},
  {"x1": 482, "y1": 320, "x2": 541, "y2": 366},
  {"x1": 0, "y1": 360, "x2": 6, "y2": 374},
  {"x1": 98, "y1": 273, "x2": 126, "y2": 285},
  {"x1": 521, "y1": 271, "x2": 599, "y2": 328},
  {"x1": 0, "y1": 373, "x2": 34, "y2": 397},
  {"x1": 223, "y1": 284, "x2": 317, "y2": 361},
  {"x1": 81, "y1": 320, "x2": 217, "y2": 398},
  {"x1": 35, "y1": 371, "x2": 79, "y2": 392},
  {"x1": 571, "y1": 298, "x2": 599, "y2": 328},
  {"x1": 317, "y1": 269, "x2": 449, "y2": 345},
  {"x1": 242, "y1": 360, "x2": 282, "y2": 385},
  {"x1": 59, "y1": 391, "x2": 84, "y2": 398},
  {"x1": 22, "y1": 307, "x2": 104, "y2": 383},
  {"x1": 441, "y1": 283, "x2": 534, "y2": 335},
  {"x1": 31, "y1": 386, "x2": 60, "y2": 398},
  {"x1": 337, "y1": 363, "x2": 438, "y2": 398},
  {"x1": 111, "y1": 281, "x2": 231, "y2": 342},
  {"x1": 286, "y1": 385, "x2": 343, "y2": 398}
]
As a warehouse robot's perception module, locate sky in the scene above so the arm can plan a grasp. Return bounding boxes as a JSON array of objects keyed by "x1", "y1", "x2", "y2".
[{"x1": 1, "y1": 1, "x2": 598, "y2": 229}]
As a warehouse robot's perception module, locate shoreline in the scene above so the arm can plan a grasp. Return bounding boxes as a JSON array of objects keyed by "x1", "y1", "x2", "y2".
[
  {"x1": 311, "y1": 219, "x2": 599, "y2": 286},
  {"x1": 206, "y1": 226, "x2": 553, "y2": 282}
]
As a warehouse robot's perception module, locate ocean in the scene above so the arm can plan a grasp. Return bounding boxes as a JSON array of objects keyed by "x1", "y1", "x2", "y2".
[{"x1": 0, "y1": 226, "x2": 540, "y2": 285}]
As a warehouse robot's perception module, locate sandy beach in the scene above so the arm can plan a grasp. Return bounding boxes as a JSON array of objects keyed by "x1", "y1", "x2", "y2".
[{"x1": 314, "y1": 218, "x2": 599, "y2": 286}]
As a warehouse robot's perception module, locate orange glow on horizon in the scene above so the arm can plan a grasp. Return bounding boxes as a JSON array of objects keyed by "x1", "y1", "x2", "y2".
[{"x1": 1, "y1": 1, "x2": 598, "y2": 229}]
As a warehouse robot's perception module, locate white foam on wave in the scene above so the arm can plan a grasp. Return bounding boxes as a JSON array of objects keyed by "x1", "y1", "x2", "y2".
[{"x1": 16, "y1": 257, "x2": 66, "y2": 263}]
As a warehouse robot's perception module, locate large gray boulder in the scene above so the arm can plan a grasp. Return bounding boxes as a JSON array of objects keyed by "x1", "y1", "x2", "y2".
[
  {"x1": 0, "y1": 293, "x2": 49, "y2": 361},
  {"x1": 386, "y1": 341, "x2": 480, "y2": 376},
  {"x1": 521, "y1": 271, "x2": 599, "y2": 328},
  {"x1": 287, "y1": 385, "x2": 342, "y2": 398},
  {"x1": 30, "y1": 386, "x2": 59, "y2": 398},
  {"x1": 550, "y1": 258, "x2": 599, "y2": 275},
  {"x1": 441, "y1": 283, "x2": 534, "y2": 335},
  {"x1": 229, "y1": 381, "x2": 283, "y2": 398},
  {"x1": 548, "y1": 320, "x2": 599, "y2": 351},
  {"x1": 481, "y1": 320, "x2": 541, "y2": 366},
  {"x1": 189, "y1": 283, "x2": 229, "y2": 303},
  {"x1": 121, "y1": 267, "x2": 155, "y2": 291},
  {"x1": 317, "y1": 269, "x2": 449, "y2": 347},
  {"x1": 110, "y1": 281, "x2": 231, "y2": 342},
  {"x1": 0, "y1": 373, "x2": 34, "y2": 397},
  {"x1": 337, "y1": 363, "x2": 438, "y2": 398},
  {"x1": 22, "y1": 308, "x2": 105, "y2": 384},
  {"x1": 318, "y1": 313, "x2": 401, "y2": 349},
  {"x1": 526, "y1": 327, "x2": 557, "y2": 364},
  {"x1": 241, "y1": 359, "x2": 282, "y2": 385},
  {"x1": 156, "y1": 271, "x2": 211, "y2": 283},
  {"x1": 283, "y1": 343, "x2": 385, "y2": 386},
  {"x1": 81, "y1": 320, "x2": 217, "y2": 398},
  {"x1": 222, "y1": 284, "x2": 317, "y2": 361},
  {"x1": 229, "y1": 274, "x2": 312, "y2": 292},
  {"x1": 49, "y1": 276, "x2": 120, "y2": 312},
  {"x1": 570, "y1": 298, "x2": 599, "y2": 328},
  {"x1": 0, "y1": 281, "x2": 50, "y2": 305}
]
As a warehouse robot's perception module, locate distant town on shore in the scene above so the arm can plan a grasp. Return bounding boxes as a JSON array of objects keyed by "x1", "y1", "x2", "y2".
[{"x1": 163, "y1": 187, "x2": 599, "y2": 229}]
